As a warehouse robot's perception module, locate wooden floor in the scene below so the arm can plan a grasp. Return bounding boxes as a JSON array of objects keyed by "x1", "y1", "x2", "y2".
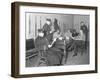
[
  {"x1": 26, "y1": 47, "x2": 89, "y2": 67},
  {"x1": 65, "y1": 51, "x2": 89, "y2": 65}
]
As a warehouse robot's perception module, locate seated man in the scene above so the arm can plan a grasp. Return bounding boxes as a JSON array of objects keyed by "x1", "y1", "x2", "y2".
[
  {"x1": 46, "y1": 30, "x2": 64, "y2": 66},
  {"x1": 49, "y1": 30, "x2": 66, "y2": 65},
  {"x1": 35, "y1": 29, "x2": 50, "y2": 66},
  {"x1": 35, "y1": 29, "x2": 49, "y2": 51},
  {"x1": 65, "y1": 29, "x2": 86, "y2": 57},
  {"x1": 35, "y1": 29, "x2": 63, "y2": 66}
]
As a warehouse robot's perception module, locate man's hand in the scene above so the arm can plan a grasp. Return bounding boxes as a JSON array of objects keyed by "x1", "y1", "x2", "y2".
[
  {"x1": 59, "y1": 37, "x2": 63, "y2": 40},
  {"x1": 50, "y1": 31, "x2": 52, "y2": 33},
  {"x1": 66, "y1": 36, "x2": 69, "y2": 40},
  {"x1": 53, "y1": 38, "x2": 57, "y2": 42},
  {"x1": 48, "y1": 45, "x2": 52, "y2": 48}
]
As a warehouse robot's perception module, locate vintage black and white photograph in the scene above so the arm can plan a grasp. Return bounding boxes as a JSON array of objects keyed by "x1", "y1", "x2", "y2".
[
  {"x1": 25, "y1": 13, "x2": 90, "y2": 67},
  {"x1": 11, "y1": 2, "x2": 97, "y2": 78}
]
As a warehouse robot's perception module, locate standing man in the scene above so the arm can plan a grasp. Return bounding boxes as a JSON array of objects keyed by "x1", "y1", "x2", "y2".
[
  {"x1": 43, "y1": 18, "x2": 52, "y2": 36},
  {"x1": 43, "y1": 18, "x2": 54, "y2": 46},
  {"x1": 80, "y1": 21, "x2": 88, "y2": 49},
  {"x1": 54, "y1": 18, "x2": 60, "y2": 32}
]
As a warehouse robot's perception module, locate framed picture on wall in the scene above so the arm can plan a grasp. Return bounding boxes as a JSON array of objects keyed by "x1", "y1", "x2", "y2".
[{"x1": 11, "y1": 2, "x2": 98, "y2": 78}]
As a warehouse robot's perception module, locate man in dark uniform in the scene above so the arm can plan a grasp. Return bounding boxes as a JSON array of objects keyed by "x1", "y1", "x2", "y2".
[
  {"x1": 35, "y1": 29, "x2": 50, "y2": 66},
  {"x1": 35, "y1": 29, "x2": 49, "y2": 51},
  {"x1": 45, "y1": 30, "x2": 63, "y2": 66},
  {"x1": 43, "y1": 18, "x2": 52, "y2": 36},
  {"x1": 35, "y1": 29, "x2": 63, "y2": 66},
  {"x1": 54, "y1": 18, "x2": 60, "y2": 32},
  {"x1": 80, "y1": 21, "x2": 88, "y2": 49},
  {"x1": 65, "y1": 29, "x2": 80, "y2": 57}
]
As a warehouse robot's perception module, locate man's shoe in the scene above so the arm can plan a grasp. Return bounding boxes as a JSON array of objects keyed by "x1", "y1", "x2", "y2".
[{"x1": 73, "y1": 53, "x2": 77, "y2": 57}]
